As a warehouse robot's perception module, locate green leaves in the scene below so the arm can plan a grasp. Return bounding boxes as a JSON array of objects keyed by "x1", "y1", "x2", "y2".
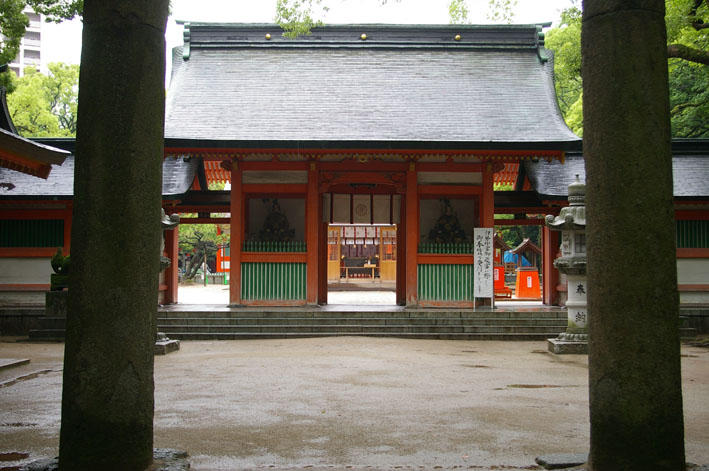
[
  {"x1": 25, "y1": 0, "x2": 82, "y2": 22},
  {"x1": 0, "y1": 0, "x2": 30, "y2": 67},
  {"x1": 275, "y1": 0, "x2": 328, "y2": 38},
  {"x1": 545, "y1": 5, "x2": 582, "y2": 135},
  {"x1": 448, "y1": 0, "x2": 469, "y2": 24},
  {"x1": 6, "y1": 62, "x2": 79, "y2": 137},
  {"x1": 487, "y1": 0, "x2": 517, "y2": 24}
]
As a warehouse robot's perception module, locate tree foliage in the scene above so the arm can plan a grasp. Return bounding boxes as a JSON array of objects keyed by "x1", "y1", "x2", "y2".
[
  {"x1": 486, "y1": 0, "x2": 516, "y2": 24},
  {"x1": 547, "y1": 0, "x2": 709, "y2": 138},
  {"x1": 179, "y1": 221, "x2": 228, "y2": 281},
  {"x1": 0, "y1": 0, "x2": 81, "y2": 88},
  {"x1": 25, "y1": 0, "x2": 82, "y2": 22},
  {"x1": 448, "y1": 0, "x2": 469, "y2": 24},
  {"x1": 7, "y1": 62, "x2": 79, "y2": 137},
  {"x1": 544, "y1": 3, "x2": 583, "y2": 135},
  {"x1": 275, "y1": 0, "x2": 328, "y2": 38}
]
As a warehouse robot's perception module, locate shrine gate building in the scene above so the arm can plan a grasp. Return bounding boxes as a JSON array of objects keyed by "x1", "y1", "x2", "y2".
[{"x1": 161, "y1": 22, "x2": 579, "y2": 307}]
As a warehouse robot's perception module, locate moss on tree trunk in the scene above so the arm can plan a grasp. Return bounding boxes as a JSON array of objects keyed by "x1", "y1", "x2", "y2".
[
  {"x1": 582, "y1": 2, "x2": 686, "y2": 470},
  {"x1": 59, "y1": 1, "x2": 169, "y2": 469}
]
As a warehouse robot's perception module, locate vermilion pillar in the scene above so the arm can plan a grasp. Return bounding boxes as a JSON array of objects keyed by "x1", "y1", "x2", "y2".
[
  {"x1": 396, "y1": 200, "x2": 406, "y2": 306},
  {"x1": 63, "y1": 207, "x2": 72, "y2": 253},
  {"x1": 482, "y1": 163, "x2": 495, "y2": 228},
  {"x1": 542, "y1": 226, "x2": 560, "y2": 305},
  {"x1": 405, "y1": 163, "x2": 418, "y2": 305},
  {"x1": 164, "y1": 226, "x2": 179, "y2": 304},
  {"x1": 318, "y1": 221, "x2": 328, "y2": 305},
  {"x1": 229, "y1": 161, "x2": 242, "y2": 306},
  {"x1": 306, "y1": 161, "x2": 319, "y2": 304}
]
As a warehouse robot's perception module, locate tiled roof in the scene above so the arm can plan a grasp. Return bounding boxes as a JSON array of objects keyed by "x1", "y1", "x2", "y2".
[
  {"x1": 0, "y1": 155, "x2": 199, "y2": 199},
  {"x1": 524, "y1": 142, "x2": 709, "y2": 199},
  {"x1": 0, "y1": 89, "x2": 69, "y2": 179},
  {"x1": 165, "y1": 23, "x2": 580, "y2": 149}
]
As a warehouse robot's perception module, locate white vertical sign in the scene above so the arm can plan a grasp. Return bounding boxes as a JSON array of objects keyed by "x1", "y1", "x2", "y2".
[{"x1": 474, "y1": 228, "x2": 494, "y2": 299}]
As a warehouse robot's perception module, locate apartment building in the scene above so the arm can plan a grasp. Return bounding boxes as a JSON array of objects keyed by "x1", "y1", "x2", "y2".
[{"x1": 8, "y1": 7, "x2": 43, "y2": 77}]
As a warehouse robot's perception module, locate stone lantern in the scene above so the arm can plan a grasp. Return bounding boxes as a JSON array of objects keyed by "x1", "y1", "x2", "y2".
[
  {"x1": 545, "y1": 175, "x2": 588, "y2": 354},
  {"x1": 156, "y1": 209, "x2": 181, "y2": 354}
]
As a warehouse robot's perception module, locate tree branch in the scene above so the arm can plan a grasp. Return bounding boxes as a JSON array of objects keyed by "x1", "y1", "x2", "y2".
[{"x1": 667, "y1": 43, "x2": 709, "y2": 65}]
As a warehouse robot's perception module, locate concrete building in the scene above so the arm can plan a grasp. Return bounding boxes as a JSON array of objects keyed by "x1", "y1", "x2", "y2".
[{"x1": 7, "y1": 7, "x2": 44, "y2": 77}]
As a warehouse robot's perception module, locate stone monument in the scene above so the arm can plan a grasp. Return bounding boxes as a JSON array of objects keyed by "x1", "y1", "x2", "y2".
[{"x1": 545, "y1": 175, "x2": 588, "y2": 354}]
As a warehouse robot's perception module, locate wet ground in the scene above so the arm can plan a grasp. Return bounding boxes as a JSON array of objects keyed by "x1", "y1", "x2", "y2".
[{"x1": 1, "y1": 336, "x2": 708, "y2": 470}]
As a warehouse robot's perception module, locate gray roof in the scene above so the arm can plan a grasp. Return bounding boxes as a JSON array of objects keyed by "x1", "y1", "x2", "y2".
[
  {"x1": 525, "y1": 142, "x2": 709, "y2": 200},
  {"x1": 0, "y1": 155, "x2": 199, "y2": 200},
  {"x1": 165, "y1": 23, "x2": 579, "y2": 149}
]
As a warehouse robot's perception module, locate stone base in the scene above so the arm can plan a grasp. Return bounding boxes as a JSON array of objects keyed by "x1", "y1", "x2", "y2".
[
  {"x1": 535, "y1": 452, "x2": 588, "y2": 469},
  {"x1": 44, "y1": 291, "x2": 68, "y2": 318},
  {"x1": 19, "y1": 448, "x2": 189, "y2": 470},
  {"x1": 155, "y1": 332, "x2": 180, "y2": 355},
  {"x1": 155, "y1": 339, "x2": 180, "y2": 355},
  {"x1": 548, "y1": 338, "x2": 588, "y2": 355}
]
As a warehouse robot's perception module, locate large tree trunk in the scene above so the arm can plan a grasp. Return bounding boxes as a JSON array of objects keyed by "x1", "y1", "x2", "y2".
[
  {"x1": 59, "y1": 1, "x2": 169, "y2": 469},
  {"x1": 184, "y1": 251, "x2": 205, "y2": 280},
  {"x1": 582, "y1": 2, "x2": 685, "y2": 470}
]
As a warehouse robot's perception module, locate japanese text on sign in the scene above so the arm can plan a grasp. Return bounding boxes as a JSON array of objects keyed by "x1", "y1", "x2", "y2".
[{"x1": 473, "y1": 228, "x2": 493, "y2": 298}]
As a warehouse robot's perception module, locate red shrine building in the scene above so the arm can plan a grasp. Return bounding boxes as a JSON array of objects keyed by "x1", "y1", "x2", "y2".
[
  {"x1": 1, "y1": 23, "x2": 708, "y2": 310},
  {"x1": 161, "y1": 23, "x2": 578, "y2": 307}
]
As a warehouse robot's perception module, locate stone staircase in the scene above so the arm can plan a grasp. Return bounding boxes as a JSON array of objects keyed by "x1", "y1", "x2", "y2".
[{"x1": 154, "y1": 308, "x2": 569, "y2": 341}]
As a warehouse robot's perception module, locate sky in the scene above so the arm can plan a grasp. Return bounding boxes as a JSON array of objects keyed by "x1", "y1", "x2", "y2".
[{"x1": 41, "y1": 0, "x2": 574, "y2": 85}]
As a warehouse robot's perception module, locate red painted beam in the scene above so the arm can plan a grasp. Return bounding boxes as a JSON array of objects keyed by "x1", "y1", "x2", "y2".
[
  {"x1": 240, "y1": 253, "x2": 307, "y2": 263},
  {"x1": 417, "y1": 254, "x2": 474, "y2": 265},
  {"x1": 242, "y1": 184, "x2": 307, "y2": 195},
  {"x1": 675, "y1": 210, "x2": 709, "y2": 220},
  {"x1": 418, "y1": 185, "x2": 482, "y2": 197},
  {"x1": 677, "y1": 248, "x2": 709, "y2": 258},
  {"x1": 0, "y1": 248, "x2": 58, "y2": 257}
]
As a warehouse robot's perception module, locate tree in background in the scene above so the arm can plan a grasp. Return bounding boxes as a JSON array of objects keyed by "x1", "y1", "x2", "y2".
[
  {"x1": 0, "y1": 0, "x2": 81, "y2": 90},
  {"x1": 179, "y1": 222, "x2": 228, "y2": 281},
  {"x1": 544, "y1": 3, "x2": 583, "y2": 135},
  {"x1": 547, "y1": 0, "x2": 709, "y2": 137},
  {"x1": 447, "y1": 0, "x2": 517, "y2": 24},
  {"x1": 7, "y1": 62, "x2": 78, "y2": 137},
  {"x1": 0, "y1": 0, "x2": 28, "y2": 92}
]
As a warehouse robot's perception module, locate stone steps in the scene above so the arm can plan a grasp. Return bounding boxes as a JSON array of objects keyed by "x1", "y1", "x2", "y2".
[
  {"x1": 23, "y1": 306, "x2": 705, "y2": 342},
  {"x1": 27, "y1": 308, "x2": 569, "y2": 341},
  {"x1": 154, "y1": 308, "x2": 569, "y2": 340},
  {"x1": 162, "y1": 332, "x2": 564, "y2": 341},
  {"x1": 156, "y1": 317, "x2": 566, "y2": 326}
]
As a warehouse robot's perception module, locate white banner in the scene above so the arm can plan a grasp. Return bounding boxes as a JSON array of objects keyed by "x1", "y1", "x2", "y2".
[{"x1": 473, "y1": 228, "x2": 494, "y2": 299}]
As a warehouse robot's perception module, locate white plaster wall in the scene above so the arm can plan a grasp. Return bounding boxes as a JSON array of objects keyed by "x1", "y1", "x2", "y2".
[
  {"x1": 0, "y1": 258, "x2": 53, "y2": 284},
  {"x1": 677, "y1": 258, "x2": 709, "y2": 284},
  {"x1": 677, "y1": 258, "x2": 709, "y2": 304},
  {"x1": 0, "y1": 258, "x2": 52, "y2": 306}
]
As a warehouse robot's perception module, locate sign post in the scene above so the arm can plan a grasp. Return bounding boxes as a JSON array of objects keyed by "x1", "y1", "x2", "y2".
[{"x1": 473, "y1": 228, "x2": 494, "y2": 310}]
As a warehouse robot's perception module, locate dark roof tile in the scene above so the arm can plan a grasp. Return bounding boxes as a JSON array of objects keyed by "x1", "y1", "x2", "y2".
[
  {"x1": 165, "y1": 23, "x2": 579, "y2": 146},
  {"x1": 525, "y1": 149, "x2": 709, "y2": 199},
  {"x1": 0, "y1": 156, "x2": 198, "y2": 199}
]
